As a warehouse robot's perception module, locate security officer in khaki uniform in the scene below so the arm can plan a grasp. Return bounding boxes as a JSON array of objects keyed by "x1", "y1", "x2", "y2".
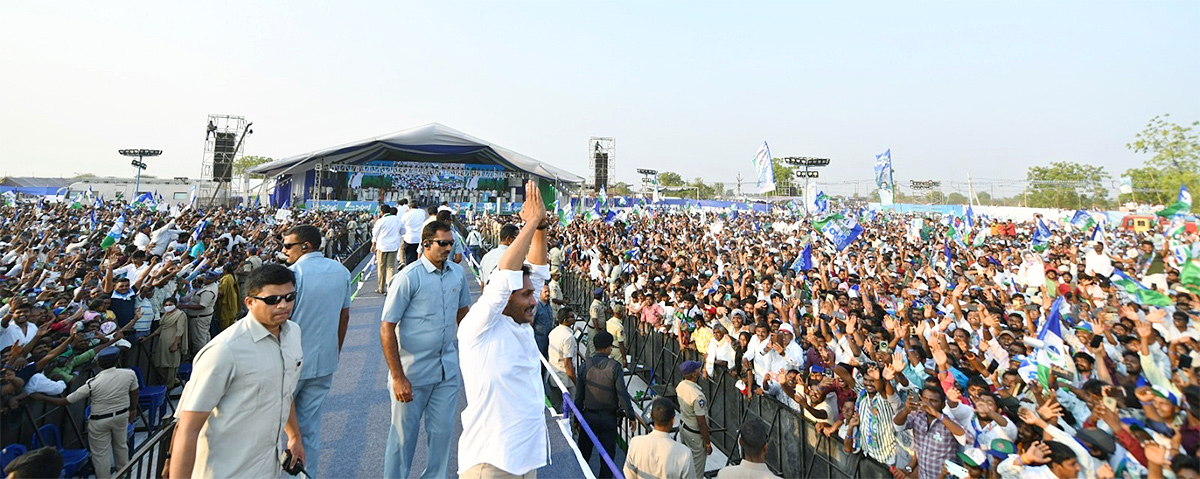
[
  {"x1": 624, "y1": 397, "x2": 695, "y2": 479},
  {"x1": 587, "y1": 288, "x2": 606, "y2": 356},
  {"x1": 44, "y1": 346, "x2": 139, "y2": 479},
  {"x1": 676, "y1": 360, "x2": 711, "y2": 478}
]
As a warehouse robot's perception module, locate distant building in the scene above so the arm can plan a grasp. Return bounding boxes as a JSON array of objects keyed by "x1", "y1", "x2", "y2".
[{"x1": 0, "y1": 177, "x2": 75, "y2": 196}]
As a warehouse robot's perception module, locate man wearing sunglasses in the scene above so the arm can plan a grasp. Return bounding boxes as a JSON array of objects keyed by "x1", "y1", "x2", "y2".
[
  {"x1": 281, "y1": 224, "x2": 353, "y2": 478},
  {"x1": 380, "y1": 220, "x2": 472, "y2": 479},
  {"x1": 169, "y1": 264, "x2": 305, "y2": 479}
]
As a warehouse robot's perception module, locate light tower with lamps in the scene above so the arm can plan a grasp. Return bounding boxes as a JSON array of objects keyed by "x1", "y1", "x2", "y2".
[
  {"x1": 636, "y1": 168, "x2": 658, "y2": 202},
  {"x1": 780, "y1": 157, "x2": 831, "y2": 215},
  {"x1": 119, "y1": 149, "x2": 162, "y2": 199}
]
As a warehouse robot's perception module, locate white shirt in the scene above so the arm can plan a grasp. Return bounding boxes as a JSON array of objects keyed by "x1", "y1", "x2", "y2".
[
  {"x1": 0, "y1": 321, "x2": 37, "y2": 353},
  {"x1": 548, "y1": 323, "x2": 577, "y2": 387},
  {"x1": 399, "y1": 208, "x2": 428, "y2": 244},
  {"x1": 477, "y1": 245, "x2": 508, "y2": 287},
  {"x1": 458, "y1": 264, "x2": 552, "y2": 476},
  {"x1": 113, "y1": 261, "x2": 149, "y2": 282},
  {"x1": 1085, "y1": 250, "x2": 1114, "y2": 277},
  {"x1": 704, "y1": 337, "x2": 735, "y2": 376},
  {"x1": 133, "y1": 232, "x2": 151, "y2": 251},
  {"x1": 372, "y1": 214, "x2": 404, "y2": 252}
]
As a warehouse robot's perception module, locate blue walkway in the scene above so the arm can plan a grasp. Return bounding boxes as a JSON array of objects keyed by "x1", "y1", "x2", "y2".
[{"x1": 311, "y1": 261, "x2": 587, "y2": 478}]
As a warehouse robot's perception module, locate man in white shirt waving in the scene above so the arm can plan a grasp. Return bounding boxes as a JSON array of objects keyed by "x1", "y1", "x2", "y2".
[{"x1": 457, "y1": 181, "x2": 551, "y2": 478}]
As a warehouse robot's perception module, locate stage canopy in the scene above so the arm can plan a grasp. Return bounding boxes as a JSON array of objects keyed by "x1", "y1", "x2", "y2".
[{"x1": 248, "y1": 122, "x2": 584, "y2": 183}]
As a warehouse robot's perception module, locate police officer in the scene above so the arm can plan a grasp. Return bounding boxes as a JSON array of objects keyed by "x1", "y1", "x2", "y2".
[
  {"x1": 624, "y1": 397, "x2": 695, "y2": 479},
  {"x1": 676, "y1": 360, "x2": 711, "y2": 477},
  {"x1": 573, "y1": 331, "x2": 636, "y2": 478},
  {"x1": 587, "y1": 288, "x2": 606, "y2": 356},
  {"x1": 43, "y1": 346, "x2": 139, "y2": 479}
]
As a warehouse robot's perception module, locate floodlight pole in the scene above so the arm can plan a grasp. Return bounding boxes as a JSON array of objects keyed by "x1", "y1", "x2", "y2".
[
  {"x1": 781, "y1": 157, "x2": 830, "y2": 216},
  {"x1": 119, "y1": 149, "x2": 162, "y2": 200}
]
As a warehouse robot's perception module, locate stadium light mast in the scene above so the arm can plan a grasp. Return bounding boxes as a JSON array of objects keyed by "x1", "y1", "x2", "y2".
[
  {"x1": 910, "y1": 179, "x2": 942, "y2": 205},
  {"x1": 636, "y1": 168, "x2": 658, "y2": 201},
  {"x1": 119, "y1": 149, "x2": 162, "y2": 200},
  {"x1": 781, "y1": 157, "x2": 830, "y2": 215}
]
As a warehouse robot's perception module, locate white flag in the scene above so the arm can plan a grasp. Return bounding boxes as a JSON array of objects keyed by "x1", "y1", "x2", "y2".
[{"x1": 753, "y1": 142, "x2": 776, "y2": 194}]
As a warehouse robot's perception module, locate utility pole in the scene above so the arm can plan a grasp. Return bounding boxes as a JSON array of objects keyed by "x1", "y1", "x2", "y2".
[{"x1": 736, "y1": 172, "x2": 743, "y2": 199}]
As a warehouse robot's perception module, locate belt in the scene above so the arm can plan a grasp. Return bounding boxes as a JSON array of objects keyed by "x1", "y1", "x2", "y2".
[
  {"x1": 681, "y1": 423, "x2": 701, "y2": 434},
  {"x1": 582, "y1": 408, "x2": 619, "y2": 414},
  {"x1": 90, "y1": 408, "x2": 129, "y2": 420}
]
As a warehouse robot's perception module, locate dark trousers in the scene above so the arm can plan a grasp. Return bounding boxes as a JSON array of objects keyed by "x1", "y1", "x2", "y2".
[
  {"x1": 403, "y1": 242, "x2": 419, "y2": 265},
  {"x1": 578, "y1": 410, "x2": 620, "y2": 478}
]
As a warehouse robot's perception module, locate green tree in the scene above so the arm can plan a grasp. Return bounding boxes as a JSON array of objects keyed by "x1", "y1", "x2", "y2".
[
  {"x1": 1124, "y1": 114, "x2": 1200, "y2": 211},
  {"x1": 610, "y1": 181, "x2": 634, "y2": 196},
  {"x1": 976, "y1": 191, "x2": 992, "y2": 205},
  {"x1": 690, "y1": 177, "x2": 720, "y2": 200},
  {"x1": 770, "y1": 159, "x2": 796, "y2": 196},
  {"x1": 657, "y1": 171, "x2": 684, "y2": 187},
  {"x1": 234, "y1": 155, "x2": 274, "y2": 178},
  {"x1": 946, "y1": 192, "x2": 970, "y2": 205},
  {"x1": 1024, "y1": 161, "x2": 1111, "y2": 209}
]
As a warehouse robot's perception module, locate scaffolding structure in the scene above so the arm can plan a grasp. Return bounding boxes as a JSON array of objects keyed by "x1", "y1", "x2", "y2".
[
  {"x1": 587, "y1": 137, "x2": 615, "y2": 193},
  {"x1": 200, "y1": 114, "x2": 249, "y2": 206}
]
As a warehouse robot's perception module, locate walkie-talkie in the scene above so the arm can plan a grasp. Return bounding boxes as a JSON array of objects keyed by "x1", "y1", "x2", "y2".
[{"x1": 281, "y1": 449, "x2": 309, "y2": 478}]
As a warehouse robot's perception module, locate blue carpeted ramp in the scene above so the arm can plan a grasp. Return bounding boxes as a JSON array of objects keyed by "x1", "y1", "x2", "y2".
[{"x1": 312, "y1": 261, "x2": 589, "y2": 478}]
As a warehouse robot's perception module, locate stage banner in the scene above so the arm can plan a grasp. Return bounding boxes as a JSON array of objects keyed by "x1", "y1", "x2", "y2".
[{"x1": 305, "y1": 201, "x2": 380, "y2": 213}]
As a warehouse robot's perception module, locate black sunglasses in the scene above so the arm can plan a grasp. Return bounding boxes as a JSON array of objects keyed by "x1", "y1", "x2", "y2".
[
  {"x1": 249, "y1": 292, "x2": 297, "y2": 305},
  {"x1": 282, "y1": 242, "x2": 304, "y2": 250},
  {"x1": 426, "y1": 240, "x2": 454, "y2": 247}
]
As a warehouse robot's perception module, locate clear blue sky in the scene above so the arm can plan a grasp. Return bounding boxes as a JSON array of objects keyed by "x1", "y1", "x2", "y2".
[{"x1": 2, "y1": 1, "x2": 1197, "y2": 198}]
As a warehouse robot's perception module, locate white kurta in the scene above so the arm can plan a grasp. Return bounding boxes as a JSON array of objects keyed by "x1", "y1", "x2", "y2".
[{"x1": 457, "y1": 264, "x2": 551, "y2": 475}]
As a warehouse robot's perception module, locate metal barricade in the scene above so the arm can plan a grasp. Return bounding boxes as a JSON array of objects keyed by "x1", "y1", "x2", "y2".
[{"x1": 115, "y1": 418, "x2": 175, "y2": 479}]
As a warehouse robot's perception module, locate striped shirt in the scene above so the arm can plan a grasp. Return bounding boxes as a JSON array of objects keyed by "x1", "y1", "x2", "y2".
[{"x1": 855, "y1": 389, "x2": 900, "y2": 464}]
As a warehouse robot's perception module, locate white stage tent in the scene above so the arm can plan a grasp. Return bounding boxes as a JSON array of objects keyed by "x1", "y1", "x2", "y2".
[
  {"x1": 249, "y1": 123, "x2": 582, "y2": 208},
  {"x1": 250, "y1": 122, "x2": 582, "y2": 181}
]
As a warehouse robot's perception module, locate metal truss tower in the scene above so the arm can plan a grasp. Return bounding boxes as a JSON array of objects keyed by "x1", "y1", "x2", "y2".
[
  {"x1": 588, "y1": 137, "x2": 615, "y2": 193},
  {"x1": 201, "y1": 114, "x2": 249, "y2": 206}
]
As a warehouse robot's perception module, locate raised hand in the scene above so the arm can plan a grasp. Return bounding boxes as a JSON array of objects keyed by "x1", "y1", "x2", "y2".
[
  {"x1": 892, "y1": 350, "x2": 906, "y2": 371},
  {"x1": 518, "y1": 180, "x2": 545, "y2": 225},
  {"x1": 945, "y1": 387, "x2": 962, "y2": 404},
  {"x1": 882, "y1": 364, "x2": 896, "y2": 382},
  {"x1": 1117, "y1": 304, "x2": 1139, "y2": 321},
  {"x1": 1036, "y1": 398, "x2": 1062, "y2": 424},
  {"x1": 1146, "y1": 308, "x2": 1168, "y2": 324},
  {"x1": 1141, "y1": 441, "x2": 1169, "y2": 466},
  {"x1": 930, "y1": 343, "x2": 948, "y2": 369},
  {"x1": 1020, "y1": 441, "x2": 1051, "y2": 465},
  {"x1": 1135, "y1": 320, "x2": 1154, "y2": 340}
]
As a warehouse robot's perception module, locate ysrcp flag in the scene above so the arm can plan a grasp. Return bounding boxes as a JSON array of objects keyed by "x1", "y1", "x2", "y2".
[
  {"x1": 821, "y1": 216, "x2": 864, "y2": 251},
  {"x1": 874, "y1": 149, "x2": 895, "y2": 206},
  {"x1": 752, "y1": 141, "x2": 776, "y2": 194},
  {"x1": 1156, "y1": 184, "x2": 1193, "y2": 217}
]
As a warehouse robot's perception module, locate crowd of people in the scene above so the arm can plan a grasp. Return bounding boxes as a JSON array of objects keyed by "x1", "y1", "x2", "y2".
[
  {"x1": 0, "y1": 199, "x2": 368, "y2": 478},
  {"x1": 541, "y1": 204, "x2": 1200, "y2": 479},
  {"x1": 4, "y1": 186, "x2": 1200, "y2": 479}
]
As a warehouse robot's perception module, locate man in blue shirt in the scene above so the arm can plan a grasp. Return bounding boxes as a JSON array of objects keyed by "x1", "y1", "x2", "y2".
[
  {"x1": 283, "y1": 224, "x2": 353, "y2": 478},
  {"x1": 380, "y1": 220, "x2": 473, "y2": 479}
]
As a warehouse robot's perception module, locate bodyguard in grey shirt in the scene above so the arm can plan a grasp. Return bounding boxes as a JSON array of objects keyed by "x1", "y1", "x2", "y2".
[{"x1": 380, "y1": 220, "x2": 473, "y2": 479}]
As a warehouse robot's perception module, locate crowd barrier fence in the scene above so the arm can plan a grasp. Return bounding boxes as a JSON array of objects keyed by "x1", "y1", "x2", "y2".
[{"x1": 555, "y1": 247, "x2": 893, "y2": 479}]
